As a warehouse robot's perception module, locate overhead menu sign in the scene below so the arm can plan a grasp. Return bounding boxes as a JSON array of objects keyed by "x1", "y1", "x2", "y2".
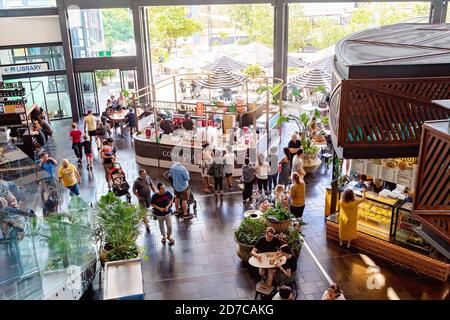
[{"x1": 0, "y1": 62, "x2": 49, "y2": 76}]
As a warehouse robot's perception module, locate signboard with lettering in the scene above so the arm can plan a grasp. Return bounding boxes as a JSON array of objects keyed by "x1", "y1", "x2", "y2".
[{"x1": 0, "y1": 62, "x2": 49, "y2": 76}]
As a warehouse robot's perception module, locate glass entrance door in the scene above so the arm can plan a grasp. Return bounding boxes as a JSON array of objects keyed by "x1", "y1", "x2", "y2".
[
  {"x1": 77, "y1": 72, "x2": 99, "y2": 115},
  {"x1": 120, "y1": 69, "x2": 137, "y2": 92}
]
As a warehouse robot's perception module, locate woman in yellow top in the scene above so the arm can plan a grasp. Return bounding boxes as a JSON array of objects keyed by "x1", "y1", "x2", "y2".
[
  {"x1": 339, "y1": 188, "x2": 366, "y2": 248},
  {"x1": 289, "y1": 172, "x2": 305, "y2": 219}
]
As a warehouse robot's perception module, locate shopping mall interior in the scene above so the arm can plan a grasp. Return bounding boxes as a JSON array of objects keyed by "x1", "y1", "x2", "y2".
[{"x1": 0, "y1": 0, "x2": 449, "y2": 302}]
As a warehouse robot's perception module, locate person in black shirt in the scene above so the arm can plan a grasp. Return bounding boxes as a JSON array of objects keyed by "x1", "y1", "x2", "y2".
[
  {"x1": 151, "y1": 182, "x2": 175, "y2": 245},
  {"x1": 159, "y1": 117, "x2": 174, "y2": 134},
  {"x1": 251, "y1": 227, "x2": 282, "y2": 287},
  {"x1": 124, "y1": 108, "x2": 137, "y2": 135},
  {"x1": 287, "y1": 133, "x2": 301, "y2": 165},
  {"x1": 29, "y1": 104, "x2": 45, "y2": 122},
  {"x1": 182, "y1": 113, "x2": 194, "y2": 131},
  {"x1": 82, "y1": 135, "x2": 93, "y2": 170},
  {"x1": 272, "y1": 244, "x2": 297, "y2": 286}
]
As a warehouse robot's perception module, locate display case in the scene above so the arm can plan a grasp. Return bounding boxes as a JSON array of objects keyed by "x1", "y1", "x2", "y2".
[
  {"x1": 393, "y1": 201, "x2": 432, "y2": 253},
  {"x1": 328, "y1": 188, "x2": 401, "y2": 242},
  {"x1": 354, "y1": 191, "x2": 401, "y2": 241}
]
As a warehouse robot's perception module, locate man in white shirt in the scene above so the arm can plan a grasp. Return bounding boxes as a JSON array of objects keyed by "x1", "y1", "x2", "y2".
[
  {"x1": 223, "y1": 147, "x2": 235, "y2": 190},
  {"x1": 291, "y1": 149, "x2": 305, "y2": 177}
]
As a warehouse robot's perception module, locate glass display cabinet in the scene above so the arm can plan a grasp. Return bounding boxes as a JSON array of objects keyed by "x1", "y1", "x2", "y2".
[{"x1": 393, "y1": 201, "x2": 432, "y2": 254}]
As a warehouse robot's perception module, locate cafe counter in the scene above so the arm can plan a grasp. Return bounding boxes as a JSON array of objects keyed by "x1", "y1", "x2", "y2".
[{"x1": 133, "y1": 132, "x2": 248, "y2": 175}]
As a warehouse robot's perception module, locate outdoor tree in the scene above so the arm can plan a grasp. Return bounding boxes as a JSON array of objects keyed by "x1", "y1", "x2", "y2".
[
  {"x1": 148, "y1": 6, "x2": 203, "y2": 56},
  {"x1": 101, "y1": 9, "x2": 134, "y2": 49},
  {"x1": 218, "y1": 31, "x2": 229, "y2": 46},
  {"x1": 310, "y1": 18, "x2": 352, "y2": 50},
  {"x1": 228, "y1": 4, "x2": 273, "y2": 47},
  {"x1": 288, "y1": 5, "x2": 313, "y2": 52}
]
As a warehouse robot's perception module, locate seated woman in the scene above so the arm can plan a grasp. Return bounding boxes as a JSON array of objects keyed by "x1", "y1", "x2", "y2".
[
  {"x1": 270, "y1": 244, "x2": 297, "y2": 286},
  {"x1": 272, "y1": 285, "x2": 293, "y2": 300}
]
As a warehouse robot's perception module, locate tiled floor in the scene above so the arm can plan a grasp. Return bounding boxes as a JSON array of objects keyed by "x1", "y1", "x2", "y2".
[{"x1": 46, "y1": 112, "x2": 449, "y2": 301}]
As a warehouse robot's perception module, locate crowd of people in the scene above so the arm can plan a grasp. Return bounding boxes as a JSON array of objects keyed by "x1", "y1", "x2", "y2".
[{"x1": 23, "y1": 99, "x2": 349, "y2": 301}]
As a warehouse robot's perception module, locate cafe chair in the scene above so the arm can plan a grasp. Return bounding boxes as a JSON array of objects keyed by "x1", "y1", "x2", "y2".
[{"x1": 254, "y1": 281, "x2": 275, "y2": 300}]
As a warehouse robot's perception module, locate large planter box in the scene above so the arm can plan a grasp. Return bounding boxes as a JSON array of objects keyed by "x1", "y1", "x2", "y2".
[{"x1": 104, "y1": 258, "x2": 143, "y2": 300}]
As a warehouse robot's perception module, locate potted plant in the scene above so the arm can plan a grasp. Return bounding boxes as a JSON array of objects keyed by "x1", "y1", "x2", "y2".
[
  {"x1": 277, "y1": 109, "x2": 323, "y2": 172},
  {"x1": 94, "y1": 192, "x2": 147, "y2": 264},
  {"x1": 262, "y1": 203, "x2": 294, "y2": 233},
  {"x1": 276, "y1": 226, "x2": 303, "y2": 256},
  {"x1": 234, "y1": 217, "x2": 269, "y2": 261},
  {"x1": 321, "y1": 115, "x2": 330, "y2": 130}
]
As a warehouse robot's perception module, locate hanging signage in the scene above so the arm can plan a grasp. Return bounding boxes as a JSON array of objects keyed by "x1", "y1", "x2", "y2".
[{"x1": 0, "y1": 62, "x2": 49, "y2": 76}]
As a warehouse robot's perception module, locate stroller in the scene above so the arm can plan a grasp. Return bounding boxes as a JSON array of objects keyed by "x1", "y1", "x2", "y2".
[
  {"x1": 163, "y1": 170, "x2": 197, "y2": 216},
  {"x1": 108, "y1": 162, "x2": 132, "y2": 203}
]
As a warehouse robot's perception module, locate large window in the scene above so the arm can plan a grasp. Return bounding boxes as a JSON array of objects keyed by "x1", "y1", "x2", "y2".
[
  {"x1": 0, "y1": 0, "x2": 55, "y2": 9},
  {"x1": 147, "y1": 4, "x2": 274, "y2": 84},
  {"x1": 287, "y1": 2, "x2": 431, "y2": 79},
  {"x1": 68, "y1": 8, "x2": 136, "y2": 58},
  {"x1": 0, "y1": 45, "x2": 65, "y2": 71}
]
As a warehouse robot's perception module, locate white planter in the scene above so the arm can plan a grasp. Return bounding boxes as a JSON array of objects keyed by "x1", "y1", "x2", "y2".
[{"x1": 104, "y1": 258, "x2": 143, "y2": 300}]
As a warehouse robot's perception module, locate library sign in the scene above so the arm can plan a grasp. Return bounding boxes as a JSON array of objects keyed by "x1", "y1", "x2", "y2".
[{"x1": 0, "y1": 62, "x2": 49, "y2": 76}]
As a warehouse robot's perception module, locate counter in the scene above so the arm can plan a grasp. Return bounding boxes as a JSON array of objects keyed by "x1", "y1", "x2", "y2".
[{"x1": 134, "y1": 132, "x2": 248, "y2": 175}]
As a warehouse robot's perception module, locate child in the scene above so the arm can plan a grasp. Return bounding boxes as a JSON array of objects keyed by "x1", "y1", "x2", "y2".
[
  {"x1": 82, "y1": 135, "x2": 94, "y2": 170},
  {"x1": 274, "y1": 184, "x2": 289, "y2": 208},
  {"x1": 69, "y1": 123, "x2": 83, "y2": 164}
]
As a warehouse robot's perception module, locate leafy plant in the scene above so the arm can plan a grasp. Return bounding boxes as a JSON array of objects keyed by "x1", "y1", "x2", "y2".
[
  {"x1": 95, "y1": 69, "x2": 116, "y2": 86},
  {"x1": 276, "y1": 226, "x2": 303, "y2": 254},
  {"x1": 321, "y1": 115, "x2": 329, "y2": 126},
  {"x1": 263, "y1": 203, "x2": 294, "y2": 222},
  {"x1": 234, "y1": 217, "x2": 269, "y2": 246},
  {"x1": 256, "y1": 82, "x2": 285, "y2": 105},
  {"x1": 277, "y1": 109, "x2": 322, "y2": 155},
  {"x1": 291, "y1": 87, "x2": 301, "y2": 97},
  {"x1": 94, "y1": 192, "x2": 146, "y2": 262},
  {"x1": 244, "y1": 64, "x2": 265, "y2": 78},
  {"x1": 313, "y1": 85, "x2": 327, "y2": 94}
]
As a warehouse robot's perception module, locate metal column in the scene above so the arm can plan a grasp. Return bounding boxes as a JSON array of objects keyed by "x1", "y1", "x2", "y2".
[
  {"x1": 132, "y1": 2, "x2": 148, "y2": 98},
  {"x1": 56, "y1": 0, "x2": 80, "y2": 121},
  {"x1": 273, "y1": 0, "x2": 288, "y2": 99},
  {"x1": 430, "y1": 0, "x2": 447, "y2": 23}
]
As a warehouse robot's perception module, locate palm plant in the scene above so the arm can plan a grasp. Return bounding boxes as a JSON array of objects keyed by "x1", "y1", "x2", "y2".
[
  {"x1": 94, "y1": 192, "x2": 146, "y2": 262},
  {"x1": 256, "y1": 82, "x2": 285, "y2": 105}
]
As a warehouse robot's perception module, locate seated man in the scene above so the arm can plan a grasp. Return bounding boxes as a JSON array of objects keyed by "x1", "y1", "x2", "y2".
[{"x1": 250, "y1": 227, "x2": 281, "y2": 287}]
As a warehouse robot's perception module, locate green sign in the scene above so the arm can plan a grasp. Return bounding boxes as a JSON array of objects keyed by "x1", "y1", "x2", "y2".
[{"x1": 99, "y1": 50, "x2": 112, "y2": 57}]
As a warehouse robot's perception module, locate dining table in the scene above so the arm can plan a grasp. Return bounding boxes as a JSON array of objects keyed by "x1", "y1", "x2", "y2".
[{"x1": 248, "y1": 252, "x2": 286, "y2": 269}]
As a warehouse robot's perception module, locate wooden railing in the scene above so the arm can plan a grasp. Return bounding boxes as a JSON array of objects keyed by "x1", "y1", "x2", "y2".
[
  {"x1": 413, "y1": 120, "x2": 450, "y2": 243},
  {"x1": 329, "y1": 77, "x2": 450, "y2": 157}
]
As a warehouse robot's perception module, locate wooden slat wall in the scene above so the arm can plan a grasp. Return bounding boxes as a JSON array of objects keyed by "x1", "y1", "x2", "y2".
[
  {"x1": 329, "y1": 77, "x2": 450, "y2": 154},
  {"x1": 413, "y1": 121, "x2": 450, "y2": 242}
]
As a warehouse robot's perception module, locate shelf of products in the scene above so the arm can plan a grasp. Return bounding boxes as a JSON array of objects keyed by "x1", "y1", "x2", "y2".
[
  {"x1": 393, "y1": 201, "x2": 431, "y2": 253},
  {"x1": 0, "y1": 81, "x2": 34, "y2": 160},
  {"x1": 350, "y1": 157, "x2": 418, "y2": 188}
]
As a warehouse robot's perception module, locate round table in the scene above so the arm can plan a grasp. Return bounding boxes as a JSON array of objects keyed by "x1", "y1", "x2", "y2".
[{"x1": 248, "y1": 252, "x2": 286, "y2": 269}]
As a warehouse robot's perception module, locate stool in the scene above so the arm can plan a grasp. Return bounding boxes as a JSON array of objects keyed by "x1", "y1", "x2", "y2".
[
  {"x1": 254, "y1": 281, "x2": 275, "y2": 300},
  {"x1": 321, "y1": 153, "x2": 333, "y2": 174}
]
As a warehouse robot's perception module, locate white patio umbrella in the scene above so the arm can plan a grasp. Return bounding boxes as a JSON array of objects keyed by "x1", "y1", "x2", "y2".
[
  {"x1": 202, "y1": 56, "x2": 247, "y2": 72},
  {"x1": 289, "y1": 68, "x2": 332, "y2": 90},
  {"x1": 193, "y1": 68, "x2": 245, "y2": 89}
]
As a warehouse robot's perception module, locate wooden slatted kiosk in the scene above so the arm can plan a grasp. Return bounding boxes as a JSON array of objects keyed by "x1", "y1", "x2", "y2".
[{"x1": 326, "y1": 24, "x2": 450, "y2": 281}]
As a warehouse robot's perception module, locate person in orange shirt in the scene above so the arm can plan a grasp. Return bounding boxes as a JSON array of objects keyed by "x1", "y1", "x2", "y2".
[
  {"x1": 289, "y1": 172, "x2": 305, "y2": 219},
  {"x1": 339, "y1": 188, "x2": 367, "y2": 248}
]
